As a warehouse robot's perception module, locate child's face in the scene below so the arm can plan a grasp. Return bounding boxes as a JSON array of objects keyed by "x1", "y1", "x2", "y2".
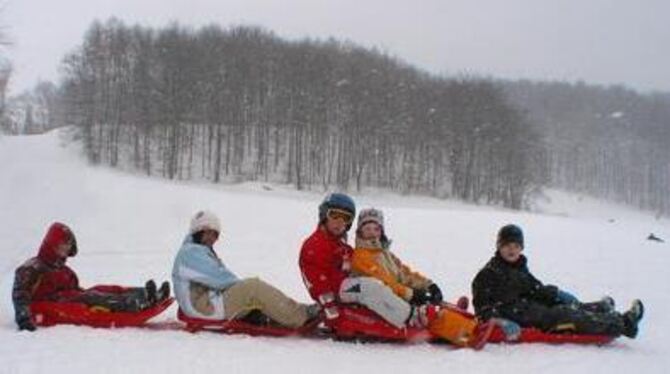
[
  {"x1": 498, "y1": 242, "x2": 522, "y2": 263},
  {"x1": 201, "y1": 229, "x2": 220, "y2": 247},
  {"x1": 55, "y1": 242, "x2": 72, "y2": 259},
  {"x1": 325, "y1": 213, "x2": 350, "y2": 237},
  {"x1": 359, "y1": 222, "x2": 382, "y2": 240}
]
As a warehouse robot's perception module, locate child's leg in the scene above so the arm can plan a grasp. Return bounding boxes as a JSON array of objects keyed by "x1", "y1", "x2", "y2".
[
  {"x1": 71, "y1": 287, "x2": 149, "y2": 312},
  {"x1": 521, "y1": 303, "x2": 625, "y2": 336},
  {"x1": 222, "y1": 277, "x2": 310, "y2": 328},
  {"x1": 553, "y1": 306, "x2": 626, "y2": 336},
  {"x1": 578, "y1": 297, "x2": 615, "y2": 314},
  {"x1": 87, "y1": 285, "x2": 128, "y2": 294},
  {"x1": 338, "y1": 277, "x2": 412, "y2": 328}
]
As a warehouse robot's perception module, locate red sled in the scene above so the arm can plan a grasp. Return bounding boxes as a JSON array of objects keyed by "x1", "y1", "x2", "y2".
[
  {"x1": 31, "y1": 297, "x2": 174, "y2": 328},
  {"x1": 332, "y1": 306, "x2": 615, "y2": 346},
  {"x1": 176, "y1": 308, "x2": 322, "y2": 337},
  {"x1": 445, "y1": 307, "x2": 615, "y2": 345},
  {"x1": 175, "y1": 303, "x2": 614, "y2": 347},
  {"x1": 326, "y1": 305, "x2": 493, "y2": 350},
  {"x1": 328, "y1": 306, "x2": 434, "y2": 343},
  {"x1": 176, "y1": 305, "x2": 460, "y2": 345}
]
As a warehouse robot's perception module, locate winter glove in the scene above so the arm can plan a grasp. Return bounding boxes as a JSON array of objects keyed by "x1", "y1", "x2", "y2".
[
  {"x1": 427, "y1": 283, "x2": 443, "y2": 305},
  {"x1": 17, "y1": 315, "x2": 36, "y2": 332},
  {"x1": 535, "y1": 284, "x2": 559, "y2": 304},
  {"x1": 409, "y1": 288, "x2": 430, "y2": 305},
  {"x1": 492, "y1": 318, "x2": 521, "y2": 341},
  {"x1": 556, "y1": 289, "x2": 579, "y2": 305}
]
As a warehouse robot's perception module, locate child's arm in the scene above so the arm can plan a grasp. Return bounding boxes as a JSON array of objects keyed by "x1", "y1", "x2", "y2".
[
  {"x1": 351, "y1": 251, "x2": 414, "y2": 301},
  {"x1": 389, "y1": 252, "x2": 433, "y2": 291},
  {"x1": 471, "y1": 268, "x2": 506, "y2": 321},
  {"x1": 527, "y1": 272, "x2": 560, "y2": 305},
  {"x1": 177, "y1": 246, "x2": 240, "y2": 290},
  {"x1": 12, "y1": 264, "x2": 41, "y2": 331}
]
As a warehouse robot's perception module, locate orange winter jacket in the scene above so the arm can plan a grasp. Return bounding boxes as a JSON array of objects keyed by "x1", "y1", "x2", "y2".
[{"x1": 351, "y1": 238, "x2": 433, "y2": 302}]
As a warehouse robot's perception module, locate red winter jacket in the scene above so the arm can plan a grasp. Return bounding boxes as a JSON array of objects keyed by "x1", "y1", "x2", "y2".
[
  {"x1": 299, "y1": 226, "x2": 353, "y2": 306},
  {"x1": 13, "y1": 223, "x2": 82, "y2": 325}
]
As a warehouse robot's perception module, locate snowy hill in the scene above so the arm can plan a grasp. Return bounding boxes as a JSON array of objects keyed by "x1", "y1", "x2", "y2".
[{"x1": 0, "y1": 129, "x2": 668, "y2": 373}]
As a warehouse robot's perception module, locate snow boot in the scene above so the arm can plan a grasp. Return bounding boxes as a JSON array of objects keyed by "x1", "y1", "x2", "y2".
[
  {"x1": 301, "y1": 304, "x2": 324, "y2": 330},
  {"x1": 306, "y1": 303, "x2": 322, "y2": 321},
  {"x1": 145, "y1": 280, "x2": 158, "y2": 304},
  {"x1": 156, "y1": 281, "x2": 170, "y2": 302},
  {"x1": 622, "y1": 299, "x2": 644, "y2": 338}
]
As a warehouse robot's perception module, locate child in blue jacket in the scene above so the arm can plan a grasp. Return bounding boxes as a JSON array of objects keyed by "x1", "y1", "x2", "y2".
[{"x1": 172, "y1": 211, "x2": 318, "y2": 328}]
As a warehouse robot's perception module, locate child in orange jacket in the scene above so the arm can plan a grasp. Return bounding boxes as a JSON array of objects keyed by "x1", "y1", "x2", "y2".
[
  {"x1": 351, "y1": 208, "x2": 490, "y2": 348},
  {"x1": 351, "y1": 209, "x2": 439, "y2": 305}
]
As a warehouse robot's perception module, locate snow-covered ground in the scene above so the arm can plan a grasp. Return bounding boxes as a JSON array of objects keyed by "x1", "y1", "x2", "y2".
[{"x1": 0, "y1": 129, "x2": 668, "y2": 373}]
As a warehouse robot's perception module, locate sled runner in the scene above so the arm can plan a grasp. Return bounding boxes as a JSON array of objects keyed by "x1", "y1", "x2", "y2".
[
  {"x1": 177, "y1": 308, "x2": 323, "y2": 337},
  {"x1": 30, "y1": 296, "x2": 174, "y2": 328},
  {"x1": 487, "y1": 326, "x2": 616, "y2": 345},
  {"x1": 176, "y1": 305, "x2": 492, "y2": 349}
]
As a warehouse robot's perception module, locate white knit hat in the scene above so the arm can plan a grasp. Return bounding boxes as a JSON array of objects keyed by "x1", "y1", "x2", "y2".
[
  {"x1": 357, "y1": 208, "x2": 384, "y2": 231},
  {"x1": 189, "y1": 210, "x2": 221, "y2": 234}
]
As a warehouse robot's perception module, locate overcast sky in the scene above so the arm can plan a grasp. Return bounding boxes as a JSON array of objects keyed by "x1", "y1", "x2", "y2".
[{"x1": 2, "y1": 0, "x2": 669, "y2": 95}]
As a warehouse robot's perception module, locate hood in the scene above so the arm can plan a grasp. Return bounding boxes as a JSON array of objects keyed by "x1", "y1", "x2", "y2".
[{"x1": 38, "y1": 222, "x2": 77, "y2": 264}]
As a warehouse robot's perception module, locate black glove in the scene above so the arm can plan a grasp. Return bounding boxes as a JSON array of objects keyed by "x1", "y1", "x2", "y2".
[
  {"x1": 17, "y1": 316, "x2": 36, "y2": 332},
  {"x1": 427, "y1": 283, "x2": 443, "y2": 305},
  {"x1": 409, "y1": 288, "x2": 430, "y2": 305},
  {"x1": 535, "y1": 284, "x2": 559, "y2": 304}
]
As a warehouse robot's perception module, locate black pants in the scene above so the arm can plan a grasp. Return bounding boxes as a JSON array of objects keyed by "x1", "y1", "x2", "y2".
[
  {"x1": 503, "y1": 301, "x2": 625, "y2": 336},
  {"x1": 67, "y1": 287, "x2": 149, "y2": 312}
]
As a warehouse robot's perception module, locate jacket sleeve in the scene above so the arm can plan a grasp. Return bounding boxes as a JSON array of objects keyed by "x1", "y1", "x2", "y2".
[
  {"x1": 352, "y1": 250, "x2": 413, "y2": 301},
  {"x1": 526, "y1": 272, "x2": 559, "y2": 305},
  {"x1": 12, "y1": 264, "x2": 42, "y2": 325},
  {"x1": 176, "y1": 246, "x2": 240, "y2": 290},
  {"x1": 471, "y1": 268, "x2": 505, "y2": 321},
  {"x1": 390, "y1": 252, "x2": 433, "y2": 291}
]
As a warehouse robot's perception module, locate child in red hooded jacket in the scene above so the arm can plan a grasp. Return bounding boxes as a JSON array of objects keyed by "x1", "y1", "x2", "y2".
[{"x1": 12, "y1": 222, "x2": 169, "y2": 331}]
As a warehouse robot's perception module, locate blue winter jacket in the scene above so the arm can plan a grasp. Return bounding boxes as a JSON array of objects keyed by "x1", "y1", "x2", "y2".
[{"x1": 172, "y1": 234, "x2": 240, "y2": 319}]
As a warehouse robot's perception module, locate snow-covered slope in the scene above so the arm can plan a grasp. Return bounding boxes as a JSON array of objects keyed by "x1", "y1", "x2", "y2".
[{"x1": 0, "y1": 129, "x2": 668, "y2": 373}]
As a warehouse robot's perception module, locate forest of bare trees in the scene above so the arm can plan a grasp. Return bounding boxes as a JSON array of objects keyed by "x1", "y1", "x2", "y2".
[
  {"x1": 0, "y1": 63, "x2": 8, "y2": 121},
  {"x1": 56, "y1": 19, "x2": 544, "y2": 209},
  {"x1": 503, "y1": 81, "x2": 670, "y2": 215},
  {"x1": 43, "y1": 19, "x2": 669, "y2": 214}
]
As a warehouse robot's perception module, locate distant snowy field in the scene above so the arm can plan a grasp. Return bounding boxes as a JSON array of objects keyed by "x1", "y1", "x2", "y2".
[{"x1": 0, "y1": 129, "x2": 668, "y2": 373}]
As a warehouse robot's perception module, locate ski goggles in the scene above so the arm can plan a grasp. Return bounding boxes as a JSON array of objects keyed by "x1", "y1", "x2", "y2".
[{"x1": 326, "y1": 208, "x2": 354, "y2": 224}]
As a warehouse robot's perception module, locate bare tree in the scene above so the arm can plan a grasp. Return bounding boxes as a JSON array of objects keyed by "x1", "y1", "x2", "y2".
[{"x1": 0, "y1": 7, "x2": 11, "y2": 130}]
